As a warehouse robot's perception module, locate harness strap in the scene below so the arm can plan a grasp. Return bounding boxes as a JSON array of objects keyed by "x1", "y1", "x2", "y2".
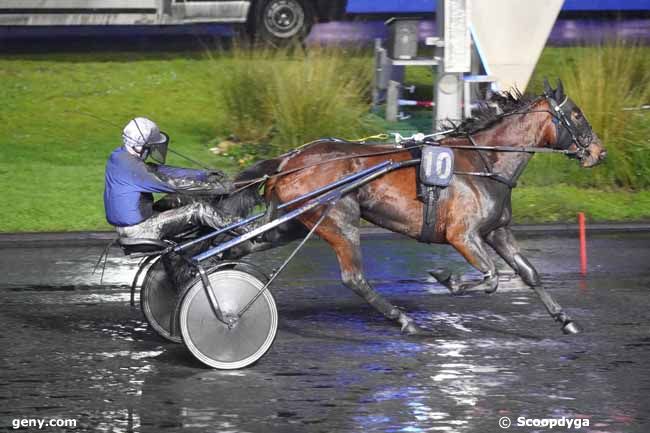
[
  {"x1": 467, "y1": 133, "x2": 494, "y2": 175},
  {"x1": 454, "y1": 171, "x2": 517, "y2": 188},
  {"x1": 92, "y1": 237, "x2": 118, "y2": 285},
  {"x1": 420, "y1": 186, "x2": 439, "y2": 243},
  {"x1": 232, "y1": 142, "x2": 570, "y2": 190}
]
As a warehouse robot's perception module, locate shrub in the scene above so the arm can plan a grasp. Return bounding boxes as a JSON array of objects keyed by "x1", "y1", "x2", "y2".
[
  {"x1": 215, "y1": 44, "x2": 373, "y2": 158},
  {"x1": 215, "y1": 47, "x2": 276, "y2": 144}
]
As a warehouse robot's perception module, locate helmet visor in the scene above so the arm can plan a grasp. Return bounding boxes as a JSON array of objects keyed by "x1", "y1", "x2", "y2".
[{"x1": 148, "y1": 132, "x2": 169, "y2": 164}]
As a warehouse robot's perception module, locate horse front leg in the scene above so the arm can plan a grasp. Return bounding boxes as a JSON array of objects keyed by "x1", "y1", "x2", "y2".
[
  {"x1": 304, "y1": 196, "x2": 423, "y2": 335},
  {"x1": 486, "y1": 226, "x2": 580, "y2": 334},
  {"x1": 431, "y1": 229, "x2": 499, "y2": 295}
]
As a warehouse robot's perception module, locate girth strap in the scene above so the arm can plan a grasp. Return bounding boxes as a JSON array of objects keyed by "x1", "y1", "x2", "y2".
[{"x1": 420, "y1": 186, "x2": 439, "y2": 243}]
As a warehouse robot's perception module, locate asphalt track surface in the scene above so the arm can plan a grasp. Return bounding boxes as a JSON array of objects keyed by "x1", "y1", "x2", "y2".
[{"x1": 1, "y1": 230, "x2": 649, "y2": 432}]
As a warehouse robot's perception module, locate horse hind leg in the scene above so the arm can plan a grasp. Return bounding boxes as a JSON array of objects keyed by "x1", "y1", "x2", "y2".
[
  {"x1": 428, "y1": 268, "x2": 463, "y2": 293},
  {"x1": 223, "y1": 217, "x2": 306, "y2": 259},
  {"x1": 432, "y1": 228, "x2": 499, "y2": 295},
  {"x1": 303, "y1": 196, "x2": 423, "y2": 335}
]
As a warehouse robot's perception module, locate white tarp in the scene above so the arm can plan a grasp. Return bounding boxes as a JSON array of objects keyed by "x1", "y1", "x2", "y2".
[
  {"x1": 470, "y1": 0, "x2": 564, "y2": 91},
  {"x1": 444, "y1": 0, "x2": 472, "y2": 73}
]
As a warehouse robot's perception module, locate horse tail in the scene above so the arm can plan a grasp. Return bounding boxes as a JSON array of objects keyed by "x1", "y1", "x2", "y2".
[{"x1": 218, "y1": 157, "x2": 283, "y2": 218}]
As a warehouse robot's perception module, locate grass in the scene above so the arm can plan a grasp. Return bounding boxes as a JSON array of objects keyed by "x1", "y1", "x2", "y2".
[
  {"x1": 0, "y1": 52, "x2": 230, "y2": 231},
  {"x1": 0, "y1": 45, "x2": 649, "y2": 232},
  {"x1": 512, "y1": 186, "x2": 650, "y2": 223}
]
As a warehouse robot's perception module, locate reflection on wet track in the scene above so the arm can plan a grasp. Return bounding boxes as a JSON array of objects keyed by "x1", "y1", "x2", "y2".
[{"x1": 1, "y1": 232, "x2": 649, "y2": 432}]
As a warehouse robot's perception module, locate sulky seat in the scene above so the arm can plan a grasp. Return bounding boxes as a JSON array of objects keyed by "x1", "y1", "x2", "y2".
[{"x1": 118, "y1": 237, "x2": 172, "y2": 256}]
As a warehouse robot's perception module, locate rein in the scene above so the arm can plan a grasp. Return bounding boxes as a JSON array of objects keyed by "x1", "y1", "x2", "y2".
[
  {"x1": 232, "y1": 95, "x2": 585, "y2": 192},
  {"x1": 232, "y1": 141, "x2": 570, "y2": 191}
]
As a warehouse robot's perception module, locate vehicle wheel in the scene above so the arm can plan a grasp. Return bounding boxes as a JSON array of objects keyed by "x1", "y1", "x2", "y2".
[
  {"x1": 140, "y1": 258, "x2": 182, "y2": 343},
  {"x1": 252, "y1": 0, "x2": 314, "y2": 45},
  {"x1": 208, "y1": 260, "x2": 270, "y2": 284},
  {"x1": 179, "y1": 269, "x2": 278, "y2": 369}
]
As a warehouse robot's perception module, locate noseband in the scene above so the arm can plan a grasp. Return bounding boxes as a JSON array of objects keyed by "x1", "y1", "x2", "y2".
[{"x1": 544, "y1": 93, "x2": 592, "y2": 160}]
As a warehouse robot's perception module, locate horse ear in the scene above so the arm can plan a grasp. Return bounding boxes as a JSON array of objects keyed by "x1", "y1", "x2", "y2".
[
  {"x1": 556, "y1": 79, "x2": 565, "y2": 100},
  {"x1": 543, "y1": 78, "x2": 553, "y2": 96}
]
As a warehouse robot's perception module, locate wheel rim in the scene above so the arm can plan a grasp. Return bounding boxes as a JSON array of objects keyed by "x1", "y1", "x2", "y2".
[
  {"x1": 180, "y1": 270, "x2": 278, "y2": 369},
  {"x1": 264, "y1": 0, "x2": 305, "y2": 39},
  {"x1": 208, "y1": 261, "x2": 270, "y2": 284},
  {"x1": 141, "y1": 258, "x2": 182, "y2": 343}
]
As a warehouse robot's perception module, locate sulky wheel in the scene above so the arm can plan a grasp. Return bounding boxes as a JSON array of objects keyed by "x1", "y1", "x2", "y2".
[
  {"x1": 207, "y1": 261, "x2": 269, "y2": 285},
  {"x1": 179, "y1": 269, "x2": 278, "y2": 370},
  {"x1": 140, "y1": 258, "x2": 182, "y2": 343}
]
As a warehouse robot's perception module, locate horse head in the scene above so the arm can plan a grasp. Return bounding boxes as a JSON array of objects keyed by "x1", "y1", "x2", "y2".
[{"x1": 543, "y1": 78, "x2": 607, "y2": 168}]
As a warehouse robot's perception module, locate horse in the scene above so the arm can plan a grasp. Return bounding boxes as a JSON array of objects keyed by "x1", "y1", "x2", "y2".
[{"x1": 231, "y1": 79, "x2": 606, "y2": 335}]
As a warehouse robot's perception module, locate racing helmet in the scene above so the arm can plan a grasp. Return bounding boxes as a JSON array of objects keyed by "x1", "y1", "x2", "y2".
[{"x1": 122, "y1": 117, "x2": 169, "y2": 164}]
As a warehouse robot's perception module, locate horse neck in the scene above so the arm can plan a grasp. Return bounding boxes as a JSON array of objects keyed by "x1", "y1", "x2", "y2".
[{"x1": 471, "y1": 101, "x2": 554, "y2": 183}]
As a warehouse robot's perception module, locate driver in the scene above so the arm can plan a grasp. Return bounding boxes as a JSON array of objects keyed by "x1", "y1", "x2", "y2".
[{"x1": 104, "y1": 117, "x2": 239, "y2": 240}]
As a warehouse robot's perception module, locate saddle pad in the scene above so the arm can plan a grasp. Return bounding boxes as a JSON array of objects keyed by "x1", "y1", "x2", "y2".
[
  {"x1": 420, "y1": 145, "x2": 454, "y2": 187},
  {"x1": 404, "y1": 143, "x2": 445, "y2": 242}
]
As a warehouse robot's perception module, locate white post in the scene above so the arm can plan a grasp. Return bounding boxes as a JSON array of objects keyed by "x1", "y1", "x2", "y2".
[{"x1": 434, "y1": 0, "x2": 471, "y2": 130}]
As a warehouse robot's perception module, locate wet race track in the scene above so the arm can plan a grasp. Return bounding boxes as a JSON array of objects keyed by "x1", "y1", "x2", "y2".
[{"x1": 1, "y1": 231, "x2": 649, "y2": 432}]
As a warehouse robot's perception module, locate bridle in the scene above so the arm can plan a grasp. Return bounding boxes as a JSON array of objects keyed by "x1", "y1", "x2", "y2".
[{"x1": 543, "y1": 92, "x2": 593, "y2": 161}]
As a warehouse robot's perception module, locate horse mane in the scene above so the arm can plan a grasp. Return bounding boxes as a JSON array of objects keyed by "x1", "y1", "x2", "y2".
[{"x1": 446, "y1": 89, "x2": 540, "y2": 136}]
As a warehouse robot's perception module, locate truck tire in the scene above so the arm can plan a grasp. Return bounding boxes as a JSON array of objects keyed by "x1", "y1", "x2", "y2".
[{"x1": 252, "y1": 0, "x2": 314, "y2": 45}]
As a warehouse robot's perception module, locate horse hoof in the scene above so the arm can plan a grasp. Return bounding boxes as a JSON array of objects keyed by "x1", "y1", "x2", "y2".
[
  {"x1": 484, "y1": 284, "x2": 498, "y2": 294},
  {"x1": 562, "y1": 321, "x2": 581, "y2": 335},
  {"x1": 401, "y1": 322, "x2": 422, "y2": 335},
  {"x1": 398, "y1": 313, "x2": 421, "y2": 335},
  {"x1": 429, "y1": 269, "x2": 451, "y2": 284}
]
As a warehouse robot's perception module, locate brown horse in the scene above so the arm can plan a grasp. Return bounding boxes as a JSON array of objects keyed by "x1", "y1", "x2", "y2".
[{"x1": 233, "y1": 80, "x2": 606, "y2": 335}]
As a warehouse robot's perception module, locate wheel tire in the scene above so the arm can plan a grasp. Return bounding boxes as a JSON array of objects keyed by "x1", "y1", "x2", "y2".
[
  {"x1": 208, "y1": 261, "x2": 270, "y2": 284},
  {"x1": 140, "y1": 258, "x2": 182, "y2": 343},
  {"x1": 179, "y1": 269, "x2": 278, "y2": 370},
  {"x1": 252, "y1": 0, "x2": 314, "y2": 46}
]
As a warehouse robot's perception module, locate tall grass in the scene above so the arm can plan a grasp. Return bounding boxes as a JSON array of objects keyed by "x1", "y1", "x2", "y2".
[
  {"x1": 215, "y1": 42, "x2": 650, "y2": 186},
  {"x1": 526, "y1": 42, "x2": 650, "y2": 189},
  {"x1": 216, "y1": 47, "x2": 275, "y2": 144},
  {"x1": 216, "y1": 45, "x2": 373, "y2": 157}
]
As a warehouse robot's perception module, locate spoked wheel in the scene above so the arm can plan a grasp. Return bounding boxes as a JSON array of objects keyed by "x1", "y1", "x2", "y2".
[
  {"x1": 140, "y1": 258, "x2": 182, "y2": 343},
  {"x1": 179, "y1": 269, "x2": 278, "y2": 370}
]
